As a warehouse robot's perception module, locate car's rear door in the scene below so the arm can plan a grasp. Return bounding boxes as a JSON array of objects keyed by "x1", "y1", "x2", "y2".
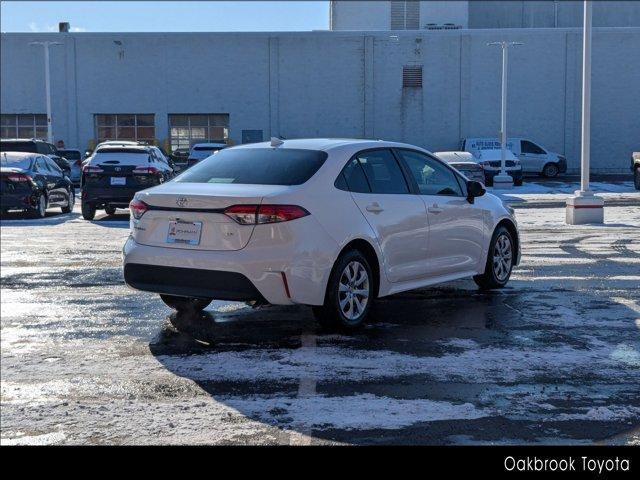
[
  {"x1": 345, "y1": 148, "x2": 430, "y2": 283},
  {"x1": 519, "y1": 140, "x2": 548, "y2": 173},
  {"x1": 394, "y1": 148, "x2": 484, "y2": 278}
]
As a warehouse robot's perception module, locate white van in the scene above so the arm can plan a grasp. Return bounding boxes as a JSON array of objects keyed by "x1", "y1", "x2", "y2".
[{"x1": 462, "y1": 137, "x2": 567, "y2": 178}]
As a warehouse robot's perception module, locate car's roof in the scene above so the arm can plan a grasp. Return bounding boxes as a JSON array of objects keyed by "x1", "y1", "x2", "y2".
[
  {"x1": 59, "y1": 148, "x2": 81, "y2": 152},
  {"x1": 95, "y1": 145, "x2": 150, "y2": 152},
  {"x1": 1, "y1": 138, "x2": 44, "y2": 143},
  {"x1": 233, "y1": 138, "x2": 426, "y2": 153},
  {"x1": 1, "y1": 151, "x2": 39, "y2": 160}
]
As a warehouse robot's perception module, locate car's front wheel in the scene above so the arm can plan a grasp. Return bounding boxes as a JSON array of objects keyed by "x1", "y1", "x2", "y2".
[
  {"x1": 474, "y1": 226, "x2": 515, "y2": 290},
  {"x1": 542, "y1": 163, "x2": 559, "y2": 178},
  {"x1": 634, "y1": 167, "x2": 640, "y2": 190},
  {"x1": 313, "y1": 250, "x2": 373, "y2": 331},
  {"x1": 160, "y1": 294, "x2": 212, "y2": 313}
]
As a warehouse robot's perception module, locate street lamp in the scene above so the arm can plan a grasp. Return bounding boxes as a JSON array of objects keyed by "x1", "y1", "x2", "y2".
[
  {"x1": 488, "y1": 40, "x2": 523, "y2": 190},
  {"x1": 29, "y1": 41, "x2": 62, "y2": 143},
  {"x1": 566, "y1": 0, "x2": 604, "y2": 224}
]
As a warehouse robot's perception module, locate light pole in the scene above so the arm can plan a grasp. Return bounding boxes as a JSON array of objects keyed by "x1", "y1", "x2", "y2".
[
  {"x1": 29, "y1": 41, "x2": 62, "y2": 143},
  {"x1": 488, "y1": 41, "x2": 522, "y2": 189},
  {"x1": 566, "y1": 0, "x2": 604, "y2": 224}
]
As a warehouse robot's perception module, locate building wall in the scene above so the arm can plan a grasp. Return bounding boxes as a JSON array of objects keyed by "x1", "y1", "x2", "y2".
[
  {"x1": 2, "y1": 28, "x2": 639, "y2": 173},
  {"x1": 331, "y1": 1, "x2": 640, "y2": 30}
]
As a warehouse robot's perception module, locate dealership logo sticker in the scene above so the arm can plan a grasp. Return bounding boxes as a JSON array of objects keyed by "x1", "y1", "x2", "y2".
[{"x1": 176, "y1": 197, "x2": 188, "y2": 207}]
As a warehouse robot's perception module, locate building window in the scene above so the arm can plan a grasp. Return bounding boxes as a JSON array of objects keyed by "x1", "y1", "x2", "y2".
[
  {"x1": 402, "y1": 65, "x2": 423, "y2": 87},
  {"x1": 0, "y1": 114, "x2": 47, "y2": 140},
  {"x1": 168, "y1": 114, "x2": 229, "y2": 152},
  {"x1": 391, "y1": 1, "x2": 420, "y2": 30},
  {"x1": 94, "y1": 114, "x2": 155, "y2": 143}
]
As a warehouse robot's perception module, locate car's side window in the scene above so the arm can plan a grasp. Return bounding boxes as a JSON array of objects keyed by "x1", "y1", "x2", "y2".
[
  {"x1": 521, "y1": 140, "x2": 545, "y2": 155},
  {"x1": 355, "y1": 149, "x2": 409, "y2": 194},
  {"x1": 396, "y1": 149, "x2": 464, "y2": 197},
  {"x1": 36, "y1": 157, "x2": 49, "y2": 172},
  {"x1": 46, "y1": 158, "x2": 62, "y2": 175},
  {"x1": 335, "y1": 157, "x2": 371, "y2": 193}
]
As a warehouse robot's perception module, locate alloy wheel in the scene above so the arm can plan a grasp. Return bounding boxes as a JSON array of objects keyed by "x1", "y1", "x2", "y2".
[
  {"x1": 338, "y1": 261, "x2": 369, "y2": 321},
  {"x1": 492, "y1": 233, "x2": 513, "y2": 282}
]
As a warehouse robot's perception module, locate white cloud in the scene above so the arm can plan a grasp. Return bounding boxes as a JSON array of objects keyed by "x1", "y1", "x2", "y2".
[{"x1": 26, "y1": 22, "x2": 87, "y2": 33}]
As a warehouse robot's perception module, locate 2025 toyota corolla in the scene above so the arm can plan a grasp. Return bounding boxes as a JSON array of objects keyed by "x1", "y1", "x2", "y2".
[{"x1": 123, "y1": 138, "x2": 520, "y2": 329}]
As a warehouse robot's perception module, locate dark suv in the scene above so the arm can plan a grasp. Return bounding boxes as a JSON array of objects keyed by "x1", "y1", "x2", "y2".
[
  {"x1": 0, "y1": 139, "x2": 72, "y2": 178},
  {"x1": 81, "y1": 144, "x2": 175, "y2": 219}
]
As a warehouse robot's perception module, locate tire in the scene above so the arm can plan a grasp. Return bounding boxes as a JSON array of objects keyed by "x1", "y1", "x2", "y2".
[
  {"x1": 542, "y1": 163, "x2": 559, "y2": 178},
  {"x1": 312, "y1": 249, "x2": 374, "y2": 331},
  {"x1": 634, "y1": 167, "x2": 640, "y2": 190},
  {"x1": 514, "y1": 178, "x2": 523, "y2": 187},
  {"x1": 81, "y1": 201, "x2": 96, "y2": 220},
  {"x1": 28, "y1": 194, "x2": 47, "y2": 219},
  {"x1": 62, "y1": 188, "x2": 74, "y2": 214},
  {"x1": 160, "y1": 294, "x2": 212, "y2": 313},
  {"x1": 105, "y1": 206, "x2": 117, "y2": 216},
  {"x1": 474, "y1": 226, "x2": 515, "y2": 290}
]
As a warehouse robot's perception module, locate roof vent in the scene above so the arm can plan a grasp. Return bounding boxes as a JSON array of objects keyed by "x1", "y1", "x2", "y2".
[{"x1": 59, "y1": 22, "x2": 70, "y2": 33}]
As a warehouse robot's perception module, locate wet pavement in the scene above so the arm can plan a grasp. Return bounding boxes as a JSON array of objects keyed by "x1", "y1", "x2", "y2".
[{"x1": 1, "y1": 185, "x2": 639, "y2": 445}]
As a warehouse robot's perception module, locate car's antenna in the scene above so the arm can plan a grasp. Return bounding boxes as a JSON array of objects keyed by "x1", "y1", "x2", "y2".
[{"x1": 270, "y1": 137, "x2": 284, "y2": 148}]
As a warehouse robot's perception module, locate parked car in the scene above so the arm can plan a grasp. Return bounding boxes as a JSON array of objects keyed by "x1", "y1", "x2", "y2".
[
  {"x1": 57, "y1": 148, "x2": 84, "y2": 185},
  {"x1": 81, "y1": 144, "x2": 175, "y2": 220},
  {"x1": 632, "y1": 151, "x2": 640, "y2": 190},
  {"x1": 434, "y1": 151, "x2": 485, "y2": 184},
  {"x1": 123, "y1": 138, "x2": 520, "y2": 330},
  {"x1": 0, "y1": 137, "x2": 73, "y2": 182},
  {"x1": 187, "y1": 142, "x2": 227, "y2": 168},
  {"x1": 473, "y1": 149, "x2": 524, "y2": 186},
  {"x1": 462, "y1": 137, "x2": 567, "y2": 178},
  {"x1": 1, "y1": 151, "x2": 75, "y2": 218}
]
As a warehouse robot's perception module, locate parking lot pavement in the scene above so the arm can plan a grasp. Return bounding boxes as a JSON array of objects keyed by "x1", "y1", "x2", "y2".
[{"x1": 1, "y1": 183, "x2": 639, "y2": 445}]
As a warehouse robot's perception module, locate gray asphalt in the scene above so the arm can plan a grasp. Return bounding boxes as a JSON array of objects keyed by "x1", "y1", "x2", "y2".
[{"x1": 1, "y1": 195, "x2": 639, "y2": 445}]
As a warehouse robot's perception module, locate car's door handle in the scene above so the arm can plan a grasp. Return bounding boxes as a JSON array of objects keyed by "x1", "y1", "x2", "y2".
[
  {"x1": 428, "y1": 205, "x2": 443, "y2": 214},
  {"x1": 366, "y1": 202, "x2": 384, "y2": 213}
]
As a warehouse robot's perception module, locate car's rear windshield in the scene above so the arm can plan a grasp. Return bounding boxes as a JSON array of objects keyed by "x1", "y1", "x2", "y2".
[
  {"x1": 59, "y1": 150, "x2": 81, "y2": 160},
  {"x1": 193, "y1": 146, "x2": 223, "y2": 151},
  {"x1": 176, "y1": 148, "x2": 328, "y2": 186},
  {"x1": 0, "y1": 141, "x2": 36, "y2": 153},
  {"x1": 1, "y1": 154, "x2": 33, "y2": 170},
  {"x1": 93, "y1": 150, "x2": 151, "y2": 165}
]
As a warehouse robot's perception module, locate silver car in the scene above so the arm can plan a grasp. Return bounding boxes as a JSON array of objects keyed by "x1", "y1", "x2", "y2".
[{"x1": 434, "y1": 151, "x2": 486, "y2": 185}]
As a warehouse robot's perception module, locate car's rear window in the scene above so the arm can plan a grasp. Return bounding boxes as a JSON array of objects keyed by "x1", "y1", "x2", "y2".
[
  {"x1": 59, "y1": 150, "x2": 81, "y2": 160},
  {"x1": 193, "y1": 146, "x2": 223, "y2": 151},
  {"x1": 92, "y1": 150, "x2": 151, "y2": 166},
  {"x1": 0, "y1": 141, "x2": 36, "y2": 153},
  {"x1": 176, "y1": 148, "x2": 328, "y2": 185},
  {"x1": 1, "y1": 154, "x2": 33, "y2": 170}
]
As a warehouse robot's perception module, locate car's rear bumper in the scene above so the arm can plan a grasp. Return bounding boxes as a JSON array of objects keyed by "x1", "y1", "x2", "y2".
[
  {"x1": 124, "y1": 263, "x2": 267, "y2": 302},
  {"x1": 122, "y1": 216, "x2": 338, "y2": 306},
  {"x1": 82, "y1": 186, "x2": 141, "y2": 208},
  {"x1": 0, "y1": 193, "x2": 34, "y2": 210}
]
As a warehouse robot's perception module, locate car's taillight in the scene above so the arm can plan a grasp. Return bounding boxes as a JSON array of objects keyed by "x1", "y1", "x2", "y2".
[
  {"x1": 129, "y1": 199, "x2": 149, "y2": 219},
  {"x1": 133, "y1": 166, "x2": 160, "y2": 175},
  {"x1": 82, "y1": 165, "x2": 104, "y2": 173},
  {"x1": 6, "y1": 173, "x2": 32, "y2": 182},
  {"x1": 223, "y1": 204, "x2": 309, "y2": 225},
  {"x1": 75, "y1": 159, "x2": 82, "y2": 167}
]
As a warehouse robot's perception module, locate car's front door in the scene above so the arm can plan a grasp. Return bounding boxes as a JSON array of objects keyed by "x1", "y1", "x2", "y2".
[
  {"x1": 394, "y1": 149, "x2": 484, "y2": 278},
  {"x1": 346, "y1": 149, "x2": 430, "y2": 283},
  {"x1": 519, "y1": 140, "x2": 548, "y2": 173}
]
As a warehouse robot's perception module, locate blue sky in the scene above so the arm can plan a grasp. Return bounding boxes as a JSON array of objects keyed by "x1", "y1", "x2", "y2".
[{"x1": 0, "y1": 1, "x2": 330, "y2": 32}]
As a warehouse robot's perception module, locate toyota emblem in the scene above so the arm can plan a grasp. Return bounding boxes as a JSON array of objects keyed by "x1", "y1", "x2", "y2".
[{"x1": 176, "y1": 197, "x2": 188, "y2": 208}]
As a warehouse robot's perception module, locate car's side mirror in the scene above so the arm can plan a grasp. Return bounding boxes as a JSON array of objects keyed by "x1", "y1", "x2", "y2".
[{"x1": 466, "y1": 180, "x2": 486, "y2": 204}]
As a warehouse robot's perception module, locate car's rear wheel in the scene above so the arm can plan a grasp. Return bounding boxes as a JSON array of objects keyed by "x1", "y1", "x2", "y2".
[
  {"x1": 634, "y1": 167, "x2": 640, "y2": 190},
  {"x1": 28, "y1": 194, "x2": 47, "y2": 219},
  {"x1": 514, "y1": 177, "x2": 523, "y2": 187},
  {"x1": 313, "y1": 250, "x2": 373, "y2": 331},
  {"x1": 81, "y1": 201, "x2": 96, "y2": 220},
  {"x1": 474, "y1": 226, "x2": 514, "y2": 290},
  {"x1": 160, "y1": 294, "x2": 212, "y2": 313},
  {"x1": 542, "y1": 163, "x2": 559, "y2": 178},
  {"x1": 62, "y1": 188, "x2": 74, "y2": 214},
  {"x1": 105, "y1": 206, "x2": 117, "y2": 216}
]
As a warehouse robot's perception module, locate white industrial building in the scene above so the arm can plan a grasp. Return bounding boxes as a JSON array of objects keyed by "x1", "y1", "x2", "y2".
[{"x1": 1, "y1": 2, "x2": 639, "y2": 173}]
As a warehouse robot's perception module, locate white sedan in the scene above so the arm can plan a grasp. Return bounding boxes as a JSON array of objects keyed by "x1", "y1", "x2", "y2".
[{"x1": 123, "y1": 138, "x2": 520, "y2": 329}]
